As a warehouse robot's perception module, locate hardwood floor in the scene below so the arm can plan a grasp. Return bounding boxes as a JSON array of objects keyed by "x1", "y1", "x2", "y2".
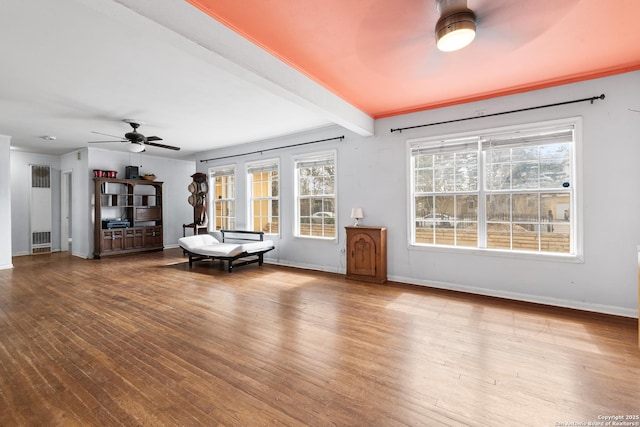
[{"x1": 0, "y1": 250, "x2": 638, "y2": 426}]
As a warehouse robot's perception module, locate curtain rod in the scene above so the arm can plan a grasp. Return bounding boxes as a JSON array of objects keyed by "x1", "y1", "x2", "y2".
[
  {"x1": 200, "y1": 135, "x2": 345, "y2": 163},
  {"x1": 390, "y1": 93, "x2": 606, "y2": 133}
]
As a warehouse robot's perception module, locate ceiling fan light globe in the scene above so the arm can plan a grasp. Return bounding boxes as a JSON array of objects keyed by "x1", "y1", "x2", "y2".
[
  {"x1": 128, "y1": 143, "x2": 145, "y2": 153},
  {"x1": 436, "y1": 11, "x2": 476, "y2": 52}
]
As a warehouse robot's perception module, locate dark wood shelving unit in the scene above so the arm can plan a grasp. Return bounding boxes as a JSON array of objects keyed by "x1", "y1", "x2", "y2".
[{"x1": 93, "y1": 177, "x2": 163, "y2": 258}]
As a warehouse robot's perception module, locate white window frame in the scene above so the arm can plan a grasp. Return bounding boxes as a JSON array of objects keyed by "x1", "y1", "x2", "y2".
[
  {"x1": 407, "y1": 117, "x2": 583, "y2": 262},
  {"x1": 293, "y1": 150, "x2": 338, "y2": 240},
  {"x1": 246, "y1": 158, "x2": 280, "y2": 235},
  {"x1": 208, "y1": 164, "x2": 236, "y2": 231}
]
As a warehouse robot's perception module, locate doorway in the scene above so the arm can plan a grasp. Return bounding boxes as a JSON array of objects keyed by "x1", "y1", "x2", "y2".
[{"x1": 61, "y1": 170, "x2": 72, "y2": 252}]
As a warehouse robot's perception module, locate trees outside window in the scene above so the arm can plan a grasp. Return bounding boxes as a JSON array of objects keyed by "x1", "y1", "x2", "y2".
[
  {"x1": 410, "y1": 120, "x2": 578, "y2": 256},
  {"x1": 247, "y1": 160, "x2": 279, "y2": 234},
  {"x1": 294, "y1": 151, "x2": 336, "y2": 239},
  {"x1": 209, "y1": 165, "x2": 235, "y2": 231}
]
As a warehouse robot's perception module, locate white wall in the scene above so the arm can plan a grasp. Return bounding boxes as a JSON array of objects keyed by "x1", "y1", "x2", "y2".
[
  {"x1": 196, "y1": 70, "x2": 640, "y2": 317},
  {"x1": 0, "y1": 136, "x2": 12, "y2": 269},
  {"x1": 61, "y1": 149, "x2": 89, "y2": 257},
  {"x1": 10, "y1": 151, "x2": 61, "y2": 256}
]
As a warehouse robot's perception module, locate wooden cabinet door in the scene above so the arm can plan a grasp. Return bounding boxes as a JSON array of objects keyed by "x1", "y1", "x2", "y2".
[
  {"x1": 345, "y1": 226, "x2": 387, "y2": 283},
  {"x1": 144, "y1": 226, "x2": 162, "y2": 248},
  {"x1": 102, "y1": 230, "x2": 124, "y2": 253},
  {"x1": 350, "y1": 233, "x2": 377, "y2": 277},
  {"x1": 124, "y1": 228, "x2": 144, "y2": 249},
  {"x1": 133, "y1": 228, "x2": 144, "y2": 248},
  {"x1": 135, "y1": 206, "x2": 162, "y2": 222},
  {"x1": 124, "y1": 229, "x2": 134, "y2": 249}
]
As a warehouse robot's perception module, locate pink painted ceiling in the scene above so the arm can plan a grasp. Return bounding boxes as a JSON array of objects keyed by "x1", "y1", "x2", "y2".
[{"x1": 186, "y1": 0, "x2": 640, "y2": 118}]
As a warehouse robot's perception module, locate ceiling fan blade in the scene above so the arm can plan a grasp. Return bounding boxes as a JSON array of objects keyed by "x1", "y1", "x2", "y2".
[
  {"x1": 91, "y1": 131, "x2": 124, "y2": 139},
  {"x1": 89, "y1": 140, "x2": 126, "y2": 143},
  {"x1": 146, "y1": 136, "x2": 163, "y2": 142},
  {"x1": 472, "y1": 0, "x2": 580, "y2": 45},
  {"x1": 144, "y1": 141, "x2": 181, "y2": 151}
]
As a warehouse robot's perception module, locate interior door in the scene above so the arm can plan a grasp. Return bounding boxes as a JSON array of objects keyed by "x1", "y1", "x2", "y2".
[{"x1": 60, "y1": 170, "x2": 72, "y2": 252}]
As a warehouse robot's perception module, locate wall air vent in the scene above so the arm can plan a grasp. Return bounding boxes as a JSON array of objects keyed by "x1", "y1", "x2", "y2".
[{"x1": 30, "y1": 165, "x2": 52, "y2": 254}]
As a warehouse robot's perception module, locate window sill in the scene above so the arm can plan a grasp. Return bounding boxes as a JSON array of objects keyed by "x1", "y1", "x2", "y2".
[
  {"x1": 294, "y1": 235, "x2": 338, "y2": 243},
  {"x1": 409, "y1": 243, "x2": 584, "y2": 263}
]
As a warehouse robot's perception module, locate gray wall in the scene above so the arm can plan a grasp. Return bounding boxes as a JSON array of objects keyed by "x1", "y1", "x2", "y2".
[
  {"x1": 0, "y1": 136, "x2": 11, "y2": 269},
  {"x1": 10, "y1": 151, "x2": 61, "y2": 256},
  {"x1": 196, "y1": 71, "x2": 640, "y2": 317}
]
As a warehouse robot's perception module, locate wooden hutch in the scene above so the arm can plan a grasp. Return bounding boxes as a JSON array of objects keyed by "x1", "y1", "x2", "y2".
[{"x1": 94, "y1": 177, "x2": 163, "y2": 258}]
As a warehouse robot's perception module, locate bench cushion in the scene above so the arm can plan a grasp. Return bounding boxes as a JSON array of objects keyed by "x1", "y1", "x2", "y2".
[
  {"x1": 239, "y1": 240, "x2": 275, "y2": 254},
  {"x1": 178, "y1": 234, "x2": 219, "y2": 251},
  {"x1": 178, "y1": 234, "x2": 274, "y2": 258}
]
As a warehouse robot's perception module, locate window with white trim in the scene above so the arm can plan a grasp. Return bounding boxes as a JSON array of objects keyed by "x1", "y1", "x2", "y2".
[
  {"x1": 294, "y1": 151, "x2": 336, "y2": 239},
  {"x1": 410, "y1": 120, "x2": 577, "y2": 256},
  {"x1": 209, "y1": 165, "x2": 235, "y2": 231},
  {"x1": 247, "y1": 159, "x2": 279, "y2": 234}
]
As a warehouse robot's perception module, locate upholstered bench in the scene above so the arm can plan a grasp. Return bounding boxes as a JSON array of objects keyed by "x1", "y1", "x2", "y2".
[{"x1": 178, "y1": 230, "x2": 274, "y2": 272}]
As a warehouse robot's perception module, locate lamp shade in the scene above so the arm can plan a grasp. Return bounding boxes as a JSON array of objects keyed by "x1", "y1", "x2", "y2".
[
  {"x1": 350, "y1": 207, "x2": 364, "y2": 226},
  {"x1": 436, "y1": 10, "x2": 476, "y2": 52}
]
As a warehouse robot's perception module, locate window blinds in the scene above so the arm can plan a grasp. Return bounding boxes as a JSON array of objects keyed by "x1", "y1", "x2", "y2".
[
  {"x1": 294, "y1": 152, "x2": 335, "y2": 168},
  {"x1": 210, "y1": 166, "x2": 235, "y2": 177},
  {"x1": 410, "y1": 137, "x2": 478, "y2": 155},
  {"x1": 247, "y1": 160, "x2": 278, "y2": 175},
  {"x1": 481, "y1": 125, "x2": 574, "y2": 150}
]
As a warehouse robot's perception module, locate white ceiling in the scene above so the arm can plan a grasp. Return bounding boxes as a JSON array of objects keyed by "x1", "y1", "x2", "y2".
[{"x1": 1, "y1": 0, "x2": 369, "y2": 159}]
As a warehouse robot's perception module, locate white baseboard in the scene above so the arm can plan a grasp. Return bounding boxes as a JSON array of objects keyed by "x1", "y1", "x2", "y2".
[
  {"x1": 265, "y1": 259, "x2": 340, "y2": 274},
  {"x1": 13, "y1": 249, "x2": 61, "y2": 256},
  {"x1": 263, "y1": 259, "x2": 637, "y2": 319},
  {"x1": 389, "y1": 274, "x2": 638, "y2": 319},
  {"x1": 72, "y1": 252, "x2": 89, "y2": 259},
  {"x1": 0, "y1": 263, "x2": 14, "y2": 270}
]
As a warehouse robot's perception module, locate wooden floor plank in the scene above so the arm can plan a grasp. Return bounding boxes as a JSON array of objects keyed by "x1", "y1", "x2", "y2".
[{"x1": 0, "y1": 249, "x2": 638, "y2": 426}]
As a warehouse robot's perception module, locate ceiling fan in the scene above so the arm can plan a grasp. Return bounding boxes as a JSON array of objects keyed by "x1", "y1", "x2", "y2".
[
  {"x1": 356, "y1": 0, "x2": 579, "y2": 75},
  {"x1": 90, "y1": 119, "x2": 180, "y2": 152}
]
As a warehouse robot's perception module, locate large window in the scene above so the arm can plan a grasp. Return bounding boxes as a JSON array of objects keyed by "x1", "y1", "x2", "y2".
[
  {"x1": 247, "y1": 159, "x2": 279, "y2": 234},
  {"x1": 410, "y1": 119, "x2": 578, "y2": 256},
  {"x1": 209, "y1": 165, "x2": 235, "y2": 231},
  {"x1": 294, "y1": 151, "x2": 337, "y2": 239}
]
